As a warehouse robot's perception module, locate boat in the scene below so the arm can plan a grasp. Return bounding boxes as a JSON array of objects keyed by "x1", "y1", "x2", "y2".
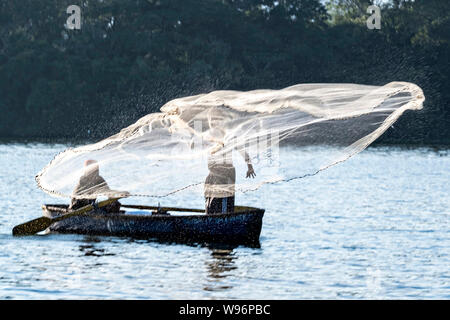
[{"x1": 41, "y1": 204, "x2": 265, "y2": 245}]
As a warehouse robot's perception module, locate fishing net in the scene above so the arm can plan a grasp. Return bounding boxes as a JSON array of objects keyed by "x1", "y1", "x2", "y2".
[{"x1": 36, "y1": 82, "x2": 424, "y2": 200}]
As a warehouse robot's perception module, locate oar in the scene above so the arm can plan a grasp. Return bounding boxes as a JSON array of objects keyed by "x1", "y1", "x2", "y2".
[
  {"x1": 121, "y1": 204, "x2": 204, "y2": 213},
  {"x1": 12, "y1": 198, "x2": 120, "y2": 236}
]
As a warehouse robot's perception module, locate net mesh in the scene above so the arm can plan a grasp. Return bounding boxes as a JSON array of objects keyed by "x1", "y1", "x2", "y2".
[{"x1": 36, "y1": 82, "x2": 425, "y2": 200}]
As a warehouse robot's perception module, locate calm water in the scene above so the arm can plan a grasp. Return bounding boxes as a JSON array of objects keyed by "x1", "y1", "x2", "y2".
[{"x1": 0, "y1": 143, "x2": 448, "y2": 299}]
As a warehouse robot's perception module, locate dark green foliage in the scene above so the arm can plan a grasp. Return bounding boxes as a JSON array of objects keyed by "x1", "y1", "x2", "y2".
[{"x1": 0, "y1": 0, "x2": 448, "y2": 144}]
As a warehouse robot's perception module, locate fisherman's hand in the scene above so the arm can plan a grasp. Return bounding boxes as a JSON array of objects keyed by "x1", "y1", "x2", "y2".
[{"x1": 246, "y1": 164, "x2": 256, "y2": 178}]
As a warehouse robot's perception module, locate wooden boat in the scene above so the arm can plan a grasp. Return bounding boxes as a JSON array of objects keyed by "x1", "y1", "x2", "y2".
[{"x1": 42, "y1": 204, "x2": 265, "y2": 245}]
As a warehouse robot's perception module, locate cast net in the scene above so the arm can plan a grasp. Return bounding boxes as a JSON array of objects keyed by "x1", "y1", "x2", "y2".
[{"x1": 36, "y1": 82, "x2": 424, "y2": 200}]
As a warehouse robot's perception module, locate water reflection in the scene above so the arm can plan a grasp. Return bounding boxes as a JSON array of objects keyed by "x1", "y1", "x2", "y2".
[
  {"x1": 203, "y1": 245, "x2": 237, "y2": 292},
  {"x1": 79, "y1": 236, "x2": 115, "y2": 257}
]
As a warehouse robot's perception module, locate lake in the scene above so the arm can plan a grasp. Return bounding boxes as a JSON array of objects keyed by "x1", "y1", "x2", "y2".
[{"x1": 0, "y1": 143, "x2": 448, "y2": 299}]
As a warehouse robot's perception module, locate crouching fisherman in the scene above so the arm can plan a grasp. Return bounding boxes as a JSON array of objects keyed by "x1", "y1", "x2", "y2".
[{"x1": 70, "y1": 159, "x2": 126, "y2": 213}]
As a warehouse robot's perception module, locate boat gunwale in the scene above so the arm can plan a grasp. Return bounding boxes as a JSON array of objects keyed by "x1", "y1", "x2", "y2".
[{"x1": 42, "y1": 204, "x2": 265, "y2": 221}]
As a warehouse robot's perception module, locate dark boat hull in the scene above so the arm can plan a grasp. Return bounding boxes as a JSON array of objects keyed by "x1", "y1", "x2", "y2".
[{"x1": 45, "y1": 206, "x2": 265, "y2": 245}]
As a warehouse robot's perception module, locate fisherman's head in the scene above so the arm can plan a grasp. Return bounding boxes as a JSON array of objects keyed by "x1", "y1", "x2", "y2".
[
  {"x1": 84, "y1": 159, "x2": 99, "y2": 175},
  {"x1": 207, "y1": 106, "x2": 229, "y2": 142}
]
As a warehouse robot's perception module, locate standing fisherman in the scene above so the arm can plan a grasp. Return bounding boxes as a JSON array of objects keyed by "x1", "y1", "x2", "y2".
[{"x1": 204, "y1": 128, "x2": 256, "y2": 214}]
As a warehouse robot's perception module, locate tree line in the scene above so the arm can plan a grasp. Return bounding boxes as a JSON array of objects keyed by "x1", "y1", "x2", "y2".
[{"x1": 0, "y1": 0, "x2": 448, "y2": 144}]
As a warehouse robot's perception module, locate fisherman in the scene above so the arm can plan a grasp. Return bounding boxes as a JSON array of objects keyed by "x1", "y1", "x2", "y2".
[
  {"x1": 69, "y1": 159, "x2": 123, "y2": 213},
  {"x1": 204, "y1": 128, "x2": 256, "y2": 215}
]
